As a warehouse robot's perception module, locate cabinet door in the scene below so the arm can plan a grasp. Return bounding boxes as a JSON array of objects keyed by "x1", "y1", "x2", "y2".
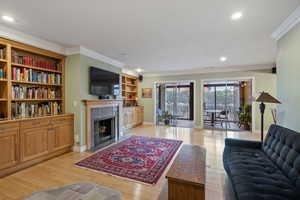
[
  {"x1": 20, "y1": 127, "x2": 49, "y2": 162},
  {"x1": 53, "y1": 122, "x2": 74, "y2": 151},
  {"x1": 128, "y1": 109, "x2": 134, "y2": 127},
  {"x1": 123, "y1": 109, "x2": 129, "y2": 128},
  {"x1": 0, "y1": 129, "x2": 19, "y2": 170},
  {"x1": 133, "y1": 107, "x2": 138, "y2": 125}
]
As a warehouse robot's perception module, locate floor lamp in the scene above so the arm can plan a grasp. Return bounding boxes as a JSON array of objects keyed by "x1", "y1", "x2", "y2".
[{"x1": 256, "y1": 92, "x2": 281, "y2": 142}]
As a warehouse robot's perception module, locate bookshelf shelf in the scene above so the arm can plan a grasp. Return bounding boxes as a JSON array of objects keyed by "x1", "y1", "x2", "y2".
[
  {"x1": 12, "y1": 99, "x2": 63, "y2": 102},
  {"x1": 0, "y1": 37, "x2": 65, "y2": 120},
  {"x1": 11, "y1": 80, "x2": 62, "y2": 87},
  {"x1": 121, "y1": 74, "x2": 138, "y2": 107},
  {"x1": 125, "y1": 83, "x2": 136, "y2": 87},
  {"x1": 12, "y1": 63, "x2": 63, "y2": 74}
]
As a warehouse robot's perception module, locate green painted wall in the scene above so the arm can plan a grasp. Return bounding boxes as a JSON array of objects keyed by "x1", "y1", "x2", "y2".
[
  {"x1": 277, "y1": 22, "x2": 300, "y2": 131},
  {"x1": 138, "y1": 69, "x2": 277, "y2": 131},
  {"x1": 65, "y1": 54, "x2": 82, "y2": 145},
  {"x1": 65, "y1": 54, "x2": 121, "y2": 146}
]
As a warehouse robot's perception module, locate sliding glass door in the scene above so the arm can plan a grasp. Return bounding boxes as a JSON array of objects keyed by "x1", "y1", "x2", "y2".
[
  {"x1": 157, "y1": 82, "x2": 194, "y2": 123},
  {"x1": 203, "y1": 81, "x2": 247, "y2": 130},
  {"x1": 165, "y1": 85, "x2": 193, "y2": 120}
]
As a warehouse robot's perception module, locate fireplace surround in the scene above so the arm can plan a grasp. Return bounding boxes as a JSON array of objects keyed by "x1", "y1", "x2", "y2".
[{"x1": 84, "y1": 100, "x2": 123, "y2": 151}]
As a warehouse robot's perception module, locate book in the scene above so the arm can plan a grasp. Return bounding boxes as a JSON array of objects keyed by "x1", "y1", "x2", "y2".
[
  {"x1": 11, "y1": 50, "x2": 60, "y2": 71},
  {"x1": 12, "y1": 101, "x2": 62, "y2": 118},
  {"x1": 12, "y1": 85, "x2": 61, "y2": 99},
  {"x1": 0, "y1": 68, "x2": 4, "y2": 79},
  {"x1": 12, "y1": 67, "x2": 61, "y2": 84},
  {"x1": 0, "y1": 48, "x2": 6, "y2": 59}
]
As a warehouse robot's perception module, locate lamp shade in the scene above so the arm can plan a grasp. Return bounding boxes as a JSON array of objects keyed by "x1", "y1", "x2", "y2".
[{"x1": 256, "y1": 92, "x2": 281, "y2": 104}]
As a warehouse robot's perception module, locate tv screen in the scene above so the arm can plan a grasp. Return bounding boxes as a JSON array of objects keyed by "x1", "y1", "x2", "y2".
[{"x1": 89, "y1": 67, "x2": 120, "y2": 96}]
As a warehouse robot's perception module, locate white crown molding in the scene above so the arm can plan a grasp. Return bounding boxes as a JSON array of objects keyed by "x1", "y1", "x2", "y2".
[
  {"x1": 143, "y1": 63, "x2": 273, "y2": 77},
  {"x1": 0, "y1": 25, "x2": 125, "y2": 68},
  {"x1": 64, "y1": 46, "x2": 81, "y2": 55},
  {"x1": 0, "y1": 24, "x2": 65, "y2": 54},
  {"x1": 272, "y1": 6, "x2": 300, "y2": 41},
  {"x1": 65, "y1": 46, "x2": 125, "y2": 68},
  {"x1": 121, "y1": 68, "x2": 138, "y2": 76}
]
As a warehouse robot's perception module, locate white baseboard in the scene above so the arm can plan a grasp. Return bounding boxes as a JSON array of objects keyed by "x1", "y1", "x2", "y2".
[
  {"x1": 254, "y1": 130, "x2": 268, "y2": 134},
  {"x1": 194, "y1": 125, "x2": 203, "y2": 129},
  {"x1": 143, "y1": 121, "x2": 154, "y2": 125},
  {"x1": 73, "y1": 145, "x2": 87, "y2": 152}
]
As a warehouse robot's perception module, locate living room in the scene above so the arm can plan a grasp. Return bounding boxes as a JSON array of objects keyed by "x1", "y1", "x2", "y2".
[{"x1": 0, "y1": 1, "x2": 300, "y2": 200}]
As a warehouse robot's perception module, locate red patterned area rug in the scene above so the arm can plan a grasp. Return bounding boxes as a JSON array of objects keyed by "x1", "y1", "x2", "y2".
[{"x1": 75, "y1": 136, "x2": 182, "y2": 185}]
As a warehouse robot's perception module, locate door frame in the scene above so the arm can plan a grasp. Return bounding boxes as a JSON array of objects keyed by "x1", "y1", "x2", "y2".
[
  {"x1": 153, "y1": 80, "x2": 196, "y2": 125},
  {"x1": 200, "y1": 77, "x2": 255, "y2": 131}
]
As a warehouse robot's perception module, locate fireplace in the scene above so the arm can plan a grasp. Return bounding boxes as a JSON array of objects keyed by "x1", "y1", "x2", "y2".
[
  {"x1": 94, "y1": 117, "x2": 115, "y2": 147},
  {"x1": 84, "y1": 100, "x2": 123, "y2": 151},
  {"x1": 90, "y1": 106, "x2": 119, "y2": 151}
]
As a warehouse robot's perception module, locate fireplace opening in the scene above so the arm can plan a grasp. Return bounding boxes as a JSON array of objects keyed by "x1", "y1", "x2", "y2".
[{"x1": 94, "y1": 117, "x2": 115, "y2": 149}]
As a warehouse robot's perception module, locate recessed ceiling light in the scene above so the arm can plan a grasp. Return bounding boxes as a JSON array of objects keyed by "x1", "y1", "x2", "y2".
[
  {"x1": 2, "y1": 15, "x2": 15, "y2": 23},
  {"x1": 220, "y1": 57, "x2": 227, "y2": 62},
  {"x1": 231, "y1": 12, "x2": 243, "y2": 20},
  {"x1": 136, "y1": 68, "x2": 143, "y2": 73}
]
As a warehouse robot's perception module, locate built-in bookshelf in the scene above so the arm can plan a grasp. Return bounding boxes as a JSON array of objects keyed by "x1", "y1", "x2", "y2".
[
  {"x1": 0, "y1": 38, "x2": 65, "y2": 121},
  {"x1": 121, "y1": 74, "x2": 138, "y2": 107}
]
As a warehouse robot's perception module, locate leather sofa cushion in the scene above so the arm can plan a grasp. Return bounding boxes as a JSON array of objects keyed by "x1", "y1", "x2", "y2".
[
  {"x1": 224, "y1": 145, "x2": 298, "y2": 200},
  {"x1": 263, "y1": 125, "x2": 300, "y2": 189}
]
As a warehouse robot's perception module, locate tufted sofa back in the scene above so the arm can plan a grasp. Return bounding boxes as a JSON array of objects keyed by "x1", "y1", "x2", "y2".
[{"x1": 263, "y1": 125, "x2": 300, "y2": 189}]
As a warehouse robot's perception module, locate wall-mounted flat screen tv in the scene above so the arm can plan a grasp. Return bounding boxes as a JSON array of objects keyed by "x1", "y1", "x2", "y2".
[{"x1": 89, "y1": 67, "x2": 120, "y2": 96}]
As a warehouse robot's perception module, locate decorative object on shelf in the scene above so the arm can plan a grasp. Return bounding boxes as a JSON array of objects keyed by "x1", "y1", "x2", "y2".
[
  {"x1": 142, "y1": 88, "x2": 152, "y2": 98},
  {"x1": 256, "y1": 92, "x2": 281, "y2": 142}
]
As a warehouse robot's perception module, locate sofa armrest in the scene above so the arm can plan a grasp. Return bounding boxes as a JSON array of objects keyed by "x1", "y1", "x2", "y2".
[{"x1": 225, "y1": 138, "x2": 262, "y2": 149}]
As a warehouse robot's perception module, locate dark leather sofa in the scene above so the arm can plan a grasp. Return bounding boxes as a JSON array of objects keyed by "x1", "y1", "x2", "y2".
[{"x1": 223, "y1": 124, "x2": 300, "y2": 200}]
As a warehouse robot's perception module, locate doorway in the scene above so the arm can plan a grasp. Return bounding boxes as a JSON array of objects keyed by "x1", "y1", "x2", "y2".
[
  {"x1": 202, "y1": 79, "x2": 253, "y2": 131},
  {"x1": 155, "y1": 81, "x2": 194, "y2": 128}
]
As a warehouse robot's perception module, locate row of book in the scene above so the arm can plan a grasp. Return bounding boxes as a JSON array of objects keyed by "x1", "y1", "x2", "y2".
[
  {"x1": 0, "y1": 68, "x2": 5, "y2": 79},
  {"x1": 12, "y1": 67, "x2": 61, "y2": 84},
  {"x1": 0, "y1": 48, "x2": 6, "y2": 59},
  {"x1": 12, "y1": 85, "x2": 61, "y2": 99},
  {"x1": 12, "y1": 102, "x2": 61, "y2": 118},
  {"x1": 12, "y1": 50, "x2": 62, "y2": 71}
]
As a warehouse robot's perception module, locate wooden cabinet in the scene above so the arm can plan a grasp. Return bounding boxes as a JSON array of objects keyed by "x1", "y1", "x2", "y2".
[
  {"x1": 0, "y1": 122, "x2": 19, "y2": 170},
  {"x1": 123, "y1": 106, "x2": 144, "y2": 130},
  {"x1": 0, "y1": 114, "x2": 74, "y2": 177},
  {"x1": 52, "y1": 117, "x2": 74, "y2": 151},
  {"x1": 21, "y1": 126, "x2": 50, "y2": 162}
]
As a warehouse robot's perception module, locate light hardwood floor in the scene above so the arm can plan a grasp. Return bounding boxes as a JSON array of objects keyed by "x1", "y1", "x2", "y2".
[{"x1": 0, "y1": 125, "x2": 260, "y2": 200}]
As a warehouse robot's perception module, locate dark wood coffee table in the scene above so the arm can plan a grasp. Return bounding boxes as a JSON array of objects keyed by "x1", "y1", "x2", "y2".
[{"x1": 166, "y1": 144, "x2": 206, "y2": 200}]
